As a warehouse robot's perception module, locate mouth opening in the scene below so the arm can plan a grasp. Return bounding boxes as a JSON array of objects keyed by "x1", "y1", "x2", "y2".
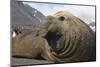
[{"x1": 44, "y1": 30, "x2": 62, "y2": 52}]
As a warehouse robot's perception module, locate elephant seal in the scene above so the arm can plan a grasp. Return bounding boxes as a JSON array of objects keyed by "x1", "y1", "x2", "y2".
[{"x1": 12, "y1": 11, "x2": 96, "y2": 63}]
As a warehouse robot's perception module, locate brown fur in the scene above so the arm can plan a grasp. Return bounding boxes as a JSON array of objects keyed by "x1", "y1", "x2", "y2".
[{"x1": 12, "y1": 11, "x2": 96, "y2": 63}]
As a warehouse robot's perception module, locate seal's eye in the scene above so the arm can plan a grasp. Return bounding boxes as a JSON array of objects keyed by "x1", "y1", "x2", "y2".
[{"x1": 59, "y1": 16, "x2": 65, "y2": 21}]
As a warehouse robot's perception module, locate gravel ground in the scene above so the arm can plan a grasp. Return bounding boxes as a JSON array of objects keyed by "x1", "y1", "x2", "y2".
[{"x1": 11, "y1": 57, "x2": 53, "y2": 66}]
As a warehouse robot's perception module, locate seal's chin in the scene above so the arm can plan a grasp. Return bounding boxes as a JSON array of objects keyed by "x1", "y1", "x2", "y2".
[{"x1": 44, "y1": 29, "x2": 63, "y2": 52}]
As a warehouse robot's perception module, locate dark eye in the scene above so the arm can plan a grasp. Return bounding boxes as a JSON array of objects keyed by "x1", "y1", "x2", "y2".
[{"x1": 59, "y1": 16, "x2": 65, "y2": 21}]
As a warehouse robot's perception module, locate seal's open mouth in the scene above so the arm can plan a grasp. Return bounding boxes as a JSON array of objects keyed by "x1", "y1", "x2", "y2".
[{"x1": 45, "y1": 30, "x2": 63, "y2": 52}]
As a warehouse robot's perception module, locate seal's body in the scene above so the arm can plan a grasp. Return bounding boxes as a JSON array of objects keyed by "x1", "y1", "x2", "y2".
[{"x1": 12, "y1": 11, "x2": 96, "y2": 63}]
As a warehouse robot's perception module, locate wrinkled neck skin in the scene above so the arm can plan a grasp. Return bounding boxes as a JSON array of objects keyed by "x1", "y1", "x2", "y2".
[{"x1": 36, "y1": 15, "x2": 95, "y2": 63}]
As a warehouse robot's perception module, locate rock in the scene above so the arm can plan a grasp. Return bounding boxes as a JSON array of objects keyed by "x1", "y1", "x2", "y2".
[{"x1": 11, "y1": 0, "x2": 46, "y2": 36}]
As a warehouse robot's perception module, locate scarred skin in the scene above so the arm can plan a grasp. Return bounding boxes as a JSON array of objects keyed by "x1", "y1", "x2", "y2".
[{"x1": 12, "y1": 11, "x2": 96, "y2": 63}]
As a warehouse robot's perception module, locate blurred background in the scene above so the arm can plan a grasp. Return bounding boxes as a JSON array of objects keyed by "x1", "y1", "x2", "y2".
[{"x1": 23, "y1": 1, "x2": 96, "y2": 31}]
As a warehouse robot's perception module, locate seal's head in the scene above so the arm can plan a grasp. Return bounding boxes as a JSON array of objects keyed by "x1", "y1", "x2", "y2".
[{"x1": 43, "y1": 11, "x2": 95, "y2": 62}]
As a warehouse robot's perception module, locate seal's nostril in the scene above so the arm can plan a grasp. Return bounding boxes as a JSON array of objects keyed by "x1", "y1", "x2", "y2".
[{"x1": 59, "y1": 16, "x2": 65, "y2": 21}]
